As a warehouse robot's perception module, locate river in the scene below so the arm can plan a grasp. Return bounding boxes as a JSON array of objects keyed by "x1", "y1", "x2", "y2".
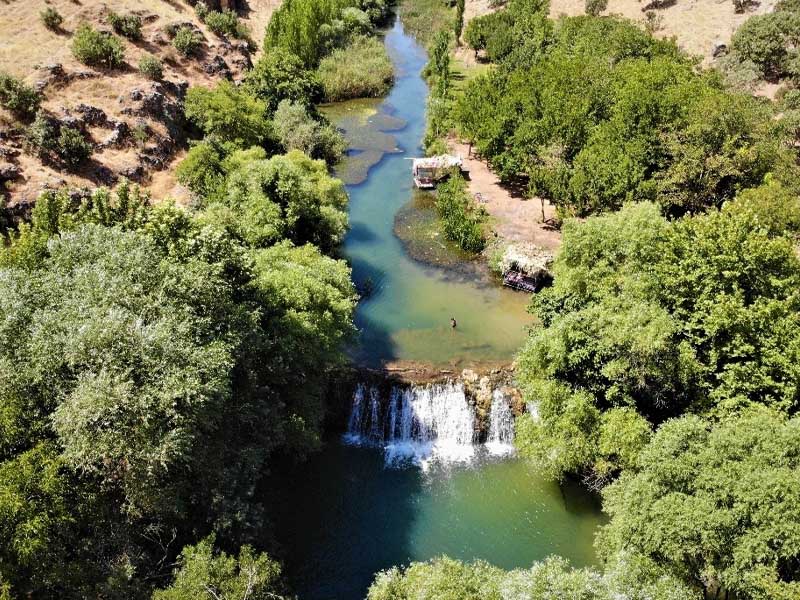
[{"x1": 273, "y1": 18, "x2": 604, "y2": 600}]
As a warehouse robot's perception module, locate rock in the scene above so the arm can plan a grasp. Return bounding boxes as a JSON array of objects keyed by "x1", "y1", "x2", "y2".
[
  {"x1": 75, "y1": 104, "x2": 108, "y2": 126},
  {"x1": 203, "y1": 54, "x2": 232, "y2": 79},
  {"x1": 120, "y1": 164, "x2": 145, "y2": 181},
  {"x1": 149, "y1": 30, "x2": 170, "y2": 46},
  {"x1": 461, "y1": 369, "x2": 479, "y2": 384},
  {"x1": 99, "y1": 120, "x2": 130, "y2": 148},
  {"x1": 0, "y1": 163, "x2": 20, "y2": 181},
  {"x1": 712, "y1": 41, "x2": 728, "y2": 58}
]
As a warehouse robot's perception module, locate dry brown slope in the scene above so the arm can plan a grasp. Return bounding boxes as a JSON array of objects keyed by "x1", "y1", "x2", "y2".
[{"x1": 0, "y1": 0, "x2": 280, "y2": 211}]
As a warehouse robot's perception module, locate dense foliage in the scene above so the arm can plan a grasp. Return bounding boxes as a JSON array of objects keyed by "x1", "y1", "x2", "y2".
[
  {"x1": 0, "y1": 175, "x2": 355, "y2": 598},
  {"x1": 265, "y1": 0, "x2": 393, "y2": 67},
  {"x1": 367, "y1": 555, "x2": 698, "y2": 599},
  {"x1": 600, "y1": 409, "x2": 800, "y2": 599},
  {"x1": 71, "y1": 23, "x2": 125, "y2": 68},
  {"x1": 26, "y1": 111, "x2": 93, "y2": 169},
  {"x1": 516, "y1": 184, "x2": 800, "y2": 482},
  {"x1": 434, "y1": 173, "x2": 486, "y2": 253},
  {"x1": 453, "y1": 4, "x2": 794, "y2": 218},
  {"x1": 730, "y1": 1, "x2": 800, "y2": 80},
  {"x1": 317, "y1": 35, "x2": 394, "y2": 101},
  {"x1": 0, "y1": 72, "x2": 41, "y2": 120}
]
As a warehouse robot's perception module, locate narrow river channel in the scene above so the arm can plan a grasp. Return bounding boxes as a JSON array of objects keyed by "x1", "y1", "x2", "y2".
[{"x1": 273, "y1": 19, "x2": 604, "y2": 600}]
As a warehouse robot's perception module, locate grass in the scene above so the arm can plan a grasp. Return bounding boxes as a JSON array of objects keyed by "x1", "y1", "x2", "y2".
[
  {"x1": 399, "y1": 0, "x2": 455, "y2": 49},
  {"x1": 317, "y1": 36, "x2": 394, "y2": 102},
  {"x1": 450, "y1": 55, "x2": 492, "y2": 93}
]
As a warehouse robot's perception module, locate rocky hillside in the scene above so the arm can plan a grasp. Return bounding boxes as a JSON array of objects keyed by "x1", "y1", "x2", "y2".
[{"x1": 0, "y1": 0, "x2": 280, "y2": 218}]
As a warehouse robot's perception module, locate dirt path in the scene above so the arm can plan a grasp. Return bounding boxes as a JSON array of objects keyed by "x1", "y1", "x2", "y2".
[{"x1": 448, "y1": 139, "x2": 562, "y2": 251}]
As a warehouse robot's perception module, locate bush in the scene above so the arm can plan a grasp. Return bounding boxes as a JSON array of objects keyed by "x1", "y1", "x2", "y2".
[
  {"x1": 71, "y1": 23, "x2": 125, "y2": 68},
  {"x1": 40, "y1": 7, "x2": 63, "y2": 30},
  {"x1": 57, "y1": 126, "x2": 92, "y2": 168},
  {"x1": 731, "y1": 13, "x2": 796, "y2": 77},
  {"x1": 317, "y1": 36, "x2": 393, "y2": 101},
  {"x1": 0, "y1": 73, "x2": 41, "y2": 119},
  {"x1": 203, "y1": 9, "x2": 251, "y2": 42},
  {"x1": 585, "y1": 0, "x2": 607, "y2": 16},
  {"x1": 108, "y1": 11, "x2": 142, "y2": 40},
  {"x1": 27, "y1": 112, "x2": 92, "y2": 168},
  {"x1": 176, "y1": 141, "x2": 223, "y2": 196},
  {"x1": 244, "y1": 49, "x2": 323, "y2": 113},
  {"x1": 184, "y1": 81, "x2": 273, "y2": 149},
  {"x1": 273, "y1": 99, "x2": 345, "y2": 164},
  {"x1": 138, "y1": 54, "x2": 163, "y2": 80},
  {"x1": 435, "y1": 173, "x2": 485, "y2": 253},
  {"x1": 173, "y1": 26, "x2": 203, "y2": 56}
]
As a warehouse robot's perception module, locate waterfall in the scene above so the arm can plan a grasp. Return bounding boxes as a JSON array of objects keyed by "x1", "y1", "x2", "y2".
[
  {"x1": 344, "y1": 382, "x2": 477, "y2": 468},
  {"x1": 344, "y1": 381, "x2": 520, "y2": 467},
  {"x1": 486, "y1": 389, "x2": 516, "y2": 456}
]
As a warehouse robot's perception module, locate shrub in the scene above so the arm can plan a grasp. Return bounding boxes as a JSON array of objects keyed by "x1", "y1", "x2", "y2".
[
  {"x1": 57, "y1": 126, "x2": 92, "y2": 168},
  {"x1": 731, "y1": 14, "x2": 795, "y2": 77},
  {"x1": 273, "y1": 99, "x2": 345, "y2": 164},
  {"x1": 585, "y1": 0, "x2": 607, "y2": 16},
  {"x1": 173, "y1": 26, "x2": 203, "y2": 56},
  {"x1": 176, "y1": 141, "x2": 223, "y2": 196},
  {"x1": 244, "y1": 49, "x2": 323, "y2": 113},
  {"x1": 435, "y1": 173, "x2": 485, "y2": 253},
  {"x1": 0, "y1": 73, "x2": 41, "y2": 119},
  {"x1": 317, "y1": 36, "x2": 394, "y2": 101},
  {"x1": 138, "y1": 54, "x2": 163, "y2": 80},
  {"x1": 40, "y1": 7, "x2": 63, "y2": 30},
  {"x1": 27, "y1": 112, "x2": 92, "y2": 168},
  {"x1": 71, "y1": 23, "x2": 125, "y2": 68},
  {"x1": 108, "y1": 11, "x2": 142, "y2": 40},
  {"x1": 184, "y1": 81, "x2": 273, "y2": 149},
  {"x1": 203, "y1": 9, "x2": 250, "y2": 41}
]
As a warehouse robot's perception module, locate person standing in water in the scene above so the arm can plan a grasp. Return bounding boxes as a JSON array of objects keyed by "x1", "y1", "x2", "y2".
[{"x1": 450, "y1": 317, "x2": 457, "y2": 329}]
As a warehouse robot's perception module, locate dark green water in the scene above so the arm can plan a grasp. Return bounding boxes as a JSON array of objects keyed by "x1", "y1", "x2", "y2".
[
  {"x1": 273, "y1": 20, "x2": 604, "y2": 600},
  {"x1": 276, "y1": 444, "x2": 603, "y2": 600},
  {"x1": 325, "y1": 20, "x2": 532, "y2": 368}
]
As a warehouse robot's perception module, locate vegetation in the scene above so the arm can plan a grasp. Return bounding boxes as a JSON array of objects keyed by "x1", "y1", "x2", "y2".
[
  {"x1": 265, "y1": 0, "x2": 391, "y2": 67},
  {"x1": 273, "y1": 99, "x2": 346, "y2": 163},
  {"x1": 244, "y1": 48, "x2": 323, "y2": 113},
  {"x1": 399, "y1": 0, "x2": 455, "y2": 48},
  {"x1": 0, "y1": 168, "x2": 354, "y2": 598},
  {"x1": 154, "y1": 536, "x2": 287, "y2": 600},
  {"x1": 585, "y1": 0, "x2": 607, "y2": 16},
  {"x1": 0, "y1": 72, "x2": 41, "y2": 120},
  {"x1": 599, "y1": 408, "x2": 800, "y2": 600},
  {"x1": 138, "y1": 54, "x2": 163, "y2": 80},
  {"x1": 196, "y1": 4, "x2": 253, "y2": 46},
  {"x1": 730, "y1": 3, "x2": 800, "y2": 80},
  {"x1": 40, "y1": 6, "x2": 63, "y2": 30},
  {"x1": 71, "y1": 23, "x2": 125, "y2": 68},
  {"x1": 173, "y1": 25, "x2": 203, "y2": 57},
  {"x1": 453, "y1": 9, "x2": 792, "y2": 219},
  {"x1": 317, "y1": 36, "x2": 394, "y2": 101},
  {"x1": 515, "y1": 187, "x2": 800, "y2": 481},
  {"x1": 108, "y1": 11, "x2": 143, "y2": 40},
  {"x1": 26, "y1": 112, "x2": 92, "y2": 168},
  {"x1": 367, "y1": 555, "x2": 698, "y2": 599},
  {"x1": 435, "y1": 173, "x2": 486, "y2": 253}
]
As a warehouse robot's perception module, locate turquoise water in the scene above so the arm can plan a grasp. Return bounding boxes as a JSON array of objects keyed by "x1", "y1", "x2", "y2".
[
  {"x1": 275, "y1": 444, "x2": 604, "y2": 600},
  {"x1": 272, "y1": 21, "x2": 604, "y2": 600},
  {"x1": 329, "y1": 20, "x2": 532, "y2": 368}
]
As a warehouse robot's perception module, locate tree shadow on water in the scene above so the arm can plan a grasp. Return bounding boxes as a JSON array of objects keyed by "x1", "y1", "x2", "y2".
[{"x1": 269, "y1": 442, "x2": 423, "y2": 600}]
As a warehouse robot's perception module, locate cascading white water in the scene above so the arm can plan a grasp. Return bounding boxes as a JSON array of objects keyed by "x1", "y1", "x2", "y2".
[
  {"x1": 486, "y1": 389, "x2": 516, "y2": 456},
  {"x1": 344, "y1": 382, "x2": 477, "y2": 468},
  {"x1": 344, "y1": 382, "x2": 520, "y2": 467}
]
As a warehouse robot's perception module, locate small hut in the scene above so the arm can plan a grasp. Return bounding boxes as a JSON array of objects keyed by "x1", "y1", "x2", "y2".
[{"x1": 411, "y1": 155, "x2": 463, "y2": 188}]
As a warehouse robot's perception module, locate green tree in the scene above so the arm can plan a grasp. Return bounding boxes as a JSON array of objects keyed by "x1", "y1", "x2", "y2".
[
  {"x1": 184, "y1": 82, "x2": 274, "y2": 151},
  {"x1": 244, "y1": 48, "x2": 323, "y2": 113},
  {"x1": 600, "y1": 409, "x2": 800, "y2": 599},
  {"x1": 153, "y1": 536, "x2": 287, "y2": 600}
]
